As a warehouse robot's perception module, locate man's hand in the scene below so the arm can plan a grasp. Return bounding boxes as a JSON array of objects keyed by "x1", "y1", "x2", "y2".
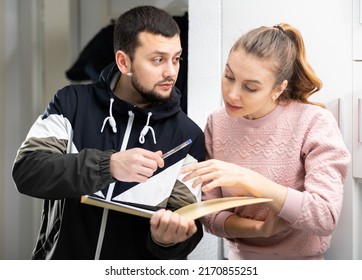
[
  {"x1": 110, "y1": 148, "x2": 164, "y2": 182},
  {"x1": 150, "y1": 209, "x2": 197, "y2": 246}
]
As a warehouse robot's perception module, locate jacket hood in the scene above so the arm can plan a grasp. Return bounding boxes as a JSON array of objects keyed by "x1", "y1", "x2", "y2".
[{"x1": 97, "y1": 62, "x2": 182, "y2": 121}]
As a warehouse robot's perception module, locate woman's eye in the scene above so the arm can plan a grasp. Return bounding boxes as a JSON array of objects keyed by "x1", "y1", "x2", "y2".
[
  {"x1": 243, "y1": 85, "x2": 257, "y2": 92},
  {"x1": 224, "y1": 74, "x2": 234, "y2": 81}
]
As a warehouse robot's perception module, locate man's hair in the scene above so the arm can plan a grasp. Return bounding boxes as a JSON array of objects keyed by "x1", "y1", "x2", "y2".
[{"x1": 113, "y1": 6, "x2": 180, "y2": 60}]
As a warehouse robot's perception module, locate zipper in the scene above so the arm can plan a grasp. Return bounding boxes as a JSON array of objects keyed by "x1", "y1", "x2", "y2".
[{"x1": 94, "y1": 111, "x2": 135, "y2": 259}]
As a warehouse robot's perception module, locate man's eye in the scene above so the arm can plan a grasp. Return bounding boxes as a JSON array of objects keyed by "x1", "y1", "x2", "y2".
[{"x1": 153, "y1": 57, "x2": 164, "y2": 63}]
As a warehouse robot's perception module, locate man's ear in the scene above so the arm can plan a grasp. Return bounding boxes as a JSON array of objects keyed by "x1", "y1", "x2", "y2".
[{"x1": 115, "y1": 50, "x2": 131, "y2": 75}]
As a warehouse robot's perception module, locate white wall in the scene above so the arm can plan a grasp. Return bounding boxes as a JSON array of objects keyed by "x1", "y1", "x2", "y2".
[{"x1": 187, "y1": 0, "x2": 223, "y2": 129}]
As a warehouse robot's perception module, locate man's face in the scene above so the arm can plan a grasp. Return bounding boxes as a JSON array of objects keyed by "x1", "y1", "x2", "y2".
[{"x1": 129, "y1": 32, "x2": 182, "y2": 103}]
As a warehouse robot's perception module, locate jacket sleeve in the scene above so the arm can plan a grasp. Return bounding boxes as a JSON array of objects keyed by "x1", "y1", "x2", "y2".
[{"x1": 12, "y1": 114, "x2": 115, "y2": 199}]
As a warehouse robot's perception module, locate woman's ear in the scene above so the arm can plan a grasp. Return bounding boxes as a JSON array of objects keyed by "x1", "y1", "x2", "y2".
[
  {"x1": 273, "y1": 80, "x2": 288, "y2": 99},
  {"x1": 115, "y1": 50, "x2": 131, "y2": 75}
]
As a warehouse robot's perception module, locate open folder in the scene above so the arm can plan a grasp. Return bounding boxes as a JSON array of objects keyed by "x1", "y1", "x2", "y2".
[
  {"x1": 81, "y1": 195, "x2": 272, "y2": 220},
  {"x1": 81, "y1": 153, "x2": 272, "y2": 219}
]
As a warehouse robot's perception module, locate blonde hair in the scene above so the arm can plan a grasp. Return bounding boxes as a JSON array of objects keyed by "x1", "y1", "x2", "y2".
[{"x1": 231, "y1": 23, "x2": 323, "y2": 107}]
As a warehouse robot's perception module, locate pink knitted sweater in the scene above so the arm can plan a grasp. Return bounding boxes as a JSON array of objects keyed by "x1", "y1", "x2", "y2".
[{"x1": 202, "y1": 100, "x2": 350, "y2": 259}]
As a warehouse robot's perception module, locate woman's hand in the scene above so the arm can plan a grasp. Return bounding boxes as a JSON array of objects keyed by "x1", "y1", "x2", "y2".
[
  {"x1": 257, "y1": 211, "x2": 290, "y2": 238},
  {"x1": 182, "y1": 159, "x2": 261, "y2": 195},
  {"x1": 182, "y1": 159, "x2": 288, "y2": 213},
  {"x1": 225, "y1": 212, "x2": 290, "y2": 238}
]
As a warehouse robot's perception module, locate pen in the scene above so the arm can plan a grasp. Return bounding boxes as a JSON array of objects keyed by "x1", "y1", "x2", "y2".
[{"x1": 162, "y1": 139, "x2": 192, "y2": 159}]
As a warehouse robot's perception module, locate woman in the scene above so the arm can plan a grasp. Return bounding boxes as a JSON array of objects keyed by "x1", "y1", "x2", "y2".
[{"x1": 182, "y1": 23, "x2": 350, "y2": 259}]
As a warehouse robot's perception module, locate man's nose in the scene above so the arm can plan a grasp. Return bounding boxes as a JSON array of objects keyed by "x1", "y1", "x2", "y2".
[{"x1": 163, "y1": 61, "x2": 178, "y2": 78}]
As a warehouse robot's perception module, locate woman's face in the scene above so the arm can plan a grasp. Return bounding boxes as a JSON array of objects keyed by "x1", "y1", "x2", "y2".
[{"x1": 222, "y1": 48, "x2": 286, "y2": 119}]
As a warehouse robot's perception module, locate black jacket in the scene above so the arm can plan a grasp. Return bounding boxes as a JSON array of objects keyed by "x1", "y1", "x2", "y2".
[{"x1": 12, "y1": 63, "x2": 205, "y2": 260}]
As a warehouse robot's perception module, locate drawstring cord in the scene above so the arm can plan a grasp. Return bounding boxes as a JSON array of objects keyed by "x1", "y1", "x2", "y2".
[
  {"x1": 139, "y1": 112, "x2": 156, "y2": 144},
  {"x1": 100, "y1": 98, "x2": 117, "y2": 133},
  {"x1": 100, "y1": 98, "x2": 156, "y2": 144}
]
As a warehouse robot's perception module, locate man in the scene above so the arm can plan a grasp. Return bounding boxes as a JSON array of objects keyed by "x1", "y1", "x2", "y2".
[{"x1": 12, "y1": 6, "x2": 205, "y2": 260}]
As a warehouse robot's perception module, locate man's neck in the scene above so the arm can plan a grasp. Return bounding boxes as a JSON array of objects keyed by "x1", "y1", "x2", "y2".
[{"x1": 113, "y1": 75, "x2": 151, "y2": 108}]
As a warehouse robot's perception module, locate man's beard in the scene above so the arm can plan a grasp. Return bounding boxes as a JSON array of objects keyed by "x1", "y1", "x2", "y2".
[{"x1": 130, "y1": 71, "x2": 174, "y2": 103}]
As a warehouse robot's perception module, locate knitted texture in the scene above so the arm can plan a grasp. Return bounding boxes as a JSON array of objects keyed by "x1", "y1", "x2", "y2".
[{"x1": 202, "y1": 100, "x2": 350, "y2": 259}]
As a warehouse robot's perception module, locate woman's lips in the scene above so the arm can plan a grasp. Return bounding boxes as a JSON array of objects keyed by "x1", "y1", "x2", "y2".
[{"x1": 225, "y1": 101, "x2": 242, "y2": 112}]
